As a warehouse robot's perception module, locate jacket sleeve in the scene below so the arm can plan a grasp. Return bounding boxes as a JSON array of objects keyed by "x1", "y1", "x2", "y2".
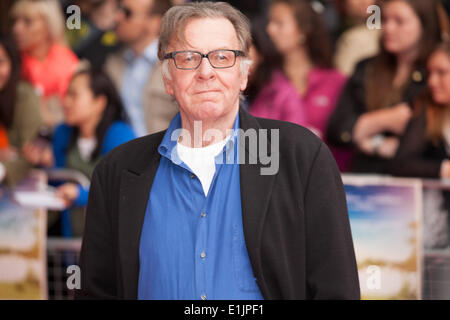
[
  {"x1": 1, "y1": 83, "x2": 42, "y2": 186},
  {"x1": 389, "y1": 109, "x2": 442, "y2": 178},
  {"x1": 101, "y1": 122, "x2": 136, "y2": 155},
  {"x1": 75, "y1": 160, "x2": 117, "y2": 299},
  {"x1": 74, "y1": 184, "x2": 89, "y2": 207},
  {"x1": 326, "y1": 60, "x2": 368, "y2": 148},
  {"x1": 303, "y1": 142, "x2": 361, "y2": 299},
  {"x1": 52, "y1": 124, "x2": 72, "y2": 168}
]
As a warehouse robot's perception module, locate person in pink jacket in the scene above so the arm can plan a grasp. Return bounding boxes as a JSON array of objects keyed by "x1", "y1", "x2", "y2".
[
  {"x1": 248, "y1": 2, "x2": 351, "y2": 170},
  {"x1": 246, "y1": 17, "x2": 305, "y2": 123}
]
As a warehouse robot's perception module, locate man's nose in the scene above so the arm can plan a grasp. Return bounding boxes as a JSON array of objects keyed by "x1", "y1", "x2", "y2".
[{"x1": 196, "y1": 57, "x2": 216, "y2": 79}]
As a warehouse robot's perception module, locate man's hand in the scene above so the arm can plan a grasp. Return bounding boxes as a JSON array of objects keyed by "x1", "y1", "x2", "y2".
[
  {"x1": 387, "y1": 103, "x2": 412, "y2": 135},
  {"x1": 440, "y1": 160, "x2": 450, "y2": 179},
  {"x1": 358, "y1": 136, "x2": 400, "y2": 158},
  {"x1": 376, "y1": 137, "x2": 400, "y2": 158},
  {"x1": 22, "y1": 141, "x2": 54, "y2": 167},
  {"x1": 55, "y1": 183, "x2": 80, "y2": 208}
]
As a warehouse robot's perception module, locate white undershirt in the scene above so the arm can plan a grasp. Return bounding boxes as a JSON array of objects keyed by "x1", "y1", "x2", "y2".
[
  {"x1": 77, "y1": 137, "x2": 97, "y2": 162},
  {"x1": 176, "y1": 137, "x2": 230, "y2": 196}
]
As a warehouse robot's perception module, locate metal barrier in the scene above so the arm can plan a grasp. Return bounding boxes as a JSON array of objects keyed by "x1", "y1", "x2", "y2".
[
  {"x1": 423, "y1": 251, "x2": 450, "y2": 299},
  {"x1": 46, "y1": 237, "x2": 82, "y2": 300},
  {"x1": 421, "y1": 179, "x2": 450, "y2": 299},
  {"x1": 44, "y1": 168, "x2": 90, "y2": 188},
  {"x1": 41, "y1": 176, "x2": 450, "y2": 300}
]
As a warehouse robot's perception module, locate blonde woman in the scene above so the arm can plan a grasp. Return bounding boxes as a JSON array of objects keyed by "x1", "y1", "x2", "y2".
[{"x1": 11, "y1": 0, "x2": 79, "y2": 128}]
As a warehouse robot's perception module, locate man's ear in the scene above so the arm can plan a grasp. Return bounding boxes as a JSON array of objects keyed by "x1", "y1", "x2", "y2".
[
  {"x1": 240, "y1": 69, "x2": 249, "y2": 92},
  {"x1": 239, "y1": 59, "x2": 251, "y2": 92},
  {"x1": 161, "y1": 61, "x2": 174, "y2": 96}
]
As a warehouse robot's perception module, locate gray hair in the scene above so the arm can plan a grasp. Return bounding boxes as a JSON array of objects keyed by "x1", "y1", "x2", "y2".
[{"x1": 159, "y1": 1, "x2": 253, "y2": 80}]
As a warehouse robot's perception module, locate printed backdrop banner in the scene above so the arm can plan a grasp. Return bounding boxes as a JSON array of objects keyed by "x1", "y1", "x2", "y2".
[
  {"x1": 342, "y1": 174, "x2": 423, "y2": 300},
  {"x1": 0, "y1": 171, "x2": 47, "y2": 300}
]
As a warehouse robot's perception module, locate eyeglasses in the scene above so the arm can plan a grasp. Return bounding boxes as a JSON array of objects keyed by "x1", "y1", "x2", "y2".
[{"x1": 163, "y1": 49, "x2": 245, "y2": 70}]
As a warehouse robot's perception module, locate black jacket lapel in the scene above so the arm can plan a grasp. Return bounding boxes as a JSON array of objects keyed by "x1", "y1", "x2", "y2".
[
  {"x1": 238, "y1": 108, "x2": 277, "y2": 298},
  {"x1": 118, "y1": 134, "x2": 163, "y2": 299}
]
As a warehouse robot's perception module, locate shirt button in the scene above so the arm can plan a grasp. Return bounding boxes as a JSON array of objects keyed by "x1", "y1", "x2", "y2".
[
  {"x1": 200, "y1": 251, "x2": 206, "y2": 259},
  {"x1": 201, "y1": 293, "x2": 207, "y2": 300},
  {"x1": 190, "y1": 174, "x2": 195, "y2": 179},
  {"x1": 201, "y1": 211, "x2": 206, "y2": 218}
]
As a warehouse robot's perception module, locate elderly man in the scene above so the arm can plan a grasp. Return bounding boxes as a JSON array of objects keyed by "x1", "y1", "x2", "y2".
[{"x1": 76, "y1": 2, "x2": 360, "y2": 300}]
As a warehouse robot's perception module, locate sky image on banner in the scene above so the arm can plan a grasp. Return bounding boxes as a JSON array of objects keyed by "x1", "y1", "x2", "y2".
[{"x1": 343, "y1": 175, "x2": 423, "y2": 300}]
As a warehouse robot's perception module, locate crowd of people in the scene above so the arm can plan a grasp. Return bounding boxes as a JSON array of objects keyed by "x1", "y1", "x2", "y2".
[{"x1": 1, "y1": 0, "x2": 450, "y2": 237}]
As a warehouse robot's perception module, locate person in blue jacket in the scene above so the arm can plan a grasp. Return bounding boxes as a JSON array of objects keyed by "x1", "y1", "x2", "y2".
[{"x1": 23, "y1": 65, "x2": 135, "y2": 235}]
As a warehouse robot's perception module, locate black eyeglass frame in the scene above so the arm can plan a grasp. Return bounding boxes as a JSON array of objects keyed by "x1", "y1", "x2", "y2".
[{"x1": 163, "y1": 49, "x2": 246, "y2": 70}]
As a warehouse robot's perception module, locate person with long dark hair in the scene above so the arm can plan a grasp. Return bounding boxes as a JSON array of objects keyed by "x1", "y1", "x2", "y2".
[
  {"x1": 327, "y1": 0, "x2": 446, "y2": 174},
  {"x1": 389, "y1": 41, "x2": 450, "y2": 249},
  {"x1": 0, "y1": 34, "x2": 42, "y2": 186},
  {"x1": 23, "y1": 65, "x2": 135, "y2": 234},
  {"x1": 266, "y1": 0, "x2": 350, "y2": 170},
  {"x1": 390, "y1": 41, "x2": 450, "y2": 178},
  {"x1": 246, "y1": 17, "x2": 305, "y2": 124}
]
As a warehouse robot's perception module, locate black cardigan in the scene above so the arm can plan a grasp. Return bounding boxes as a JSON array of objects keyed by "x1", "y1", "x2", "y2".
[
  {"x1": 389, "y1": 106, "x2": 448, "y2": 178},
  {"x1": 326, "y1": 57, "x2": 427, "y2": 174},
  {"x1": 75, "y1": 108, "x2": 360, "y2": 300}
]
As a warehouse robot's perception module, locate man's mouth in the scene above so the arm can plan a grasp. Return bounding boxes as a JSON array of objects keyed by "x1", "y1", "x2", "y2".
[{"x1": 195, "y1": 90, "x2": 220, "y2": 94}]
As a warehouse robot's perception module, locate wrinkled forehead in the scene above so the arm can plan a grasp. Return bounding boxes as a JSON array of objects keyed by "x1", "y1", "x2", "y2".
[{"x1": 167, "y1": 17, "x2": 241, "y2": 52}]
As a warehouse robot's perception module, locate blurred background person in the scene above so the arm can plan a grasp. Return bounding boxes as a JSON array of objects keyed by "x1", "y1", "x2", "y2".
[
  {"x1": 246, "y1": 17, "x2": 305, "y2": 124},
  {"x1": 443, "y1": 0, "x2": 450, "y2": 17},
  {"x1": 327, "y1": 0, "x2": 445, "y2": 174},
  {"x1": 390, "y1": 41, "x2": 450, "y2": 178},
  {"x1": 196, "y1": 0, "x2": 271, "y2": 21},
  {"x1": 23, "y1": 66, "x2": 135, "y2": 236},
  {"x1": 0, "y1": 34, "x2": 42, "y2": 187},
  {"x1": 198, "y1": 0, "x2": 341, "y2": 43},
  {"x1": 65, "y1": 0, "x2": 122, "y2": 68},
  {"x1": 104, "y1": 0, "x2": 178, "y2": 137},
  {"x1": 389, "y1": 41, "x2": 450, "y2": 250},
  {"x1": 266, "y1": 0, "x2": 350, "y2": 170},
  {"x1": 333, "y1": 0, "x2": 381, "y2": 76},
  {"x1": 11, "y1": 0, "x2": 79, "y2": 129}
]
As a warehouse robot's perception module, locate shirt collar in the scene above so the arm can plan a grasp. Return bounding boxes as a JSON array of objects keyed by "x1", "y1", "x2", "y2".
[
  {"x1": 123, "y1": 39, "x2": 159, "y2": 64},
  {"x1": 158, "y1": 111, "x2": 240, "y2": 165}
]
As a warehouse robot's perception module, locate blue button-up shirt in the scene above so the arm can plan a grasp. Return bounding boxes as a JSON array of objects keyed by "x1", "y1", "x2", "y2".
[
  {"x1": 138, "y1": 112, "x2": 264, "y2": 300},
  {"x1": 121, "y1": 40, "x2": 158, "y2": 137}
]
